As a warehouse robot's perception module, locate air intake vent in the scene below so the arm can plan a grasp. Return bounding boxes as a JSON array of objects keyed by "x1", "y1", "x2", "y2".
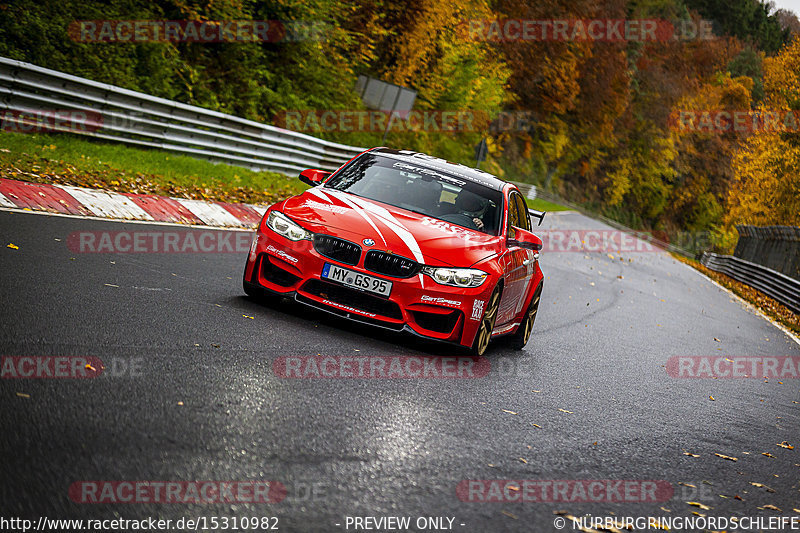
[
  {"x1": 313, "y1": 235, "x2": 361, "y2": 265},
  {"x1": 364, "y1": 250, "x2": 420, "y2": 278}
]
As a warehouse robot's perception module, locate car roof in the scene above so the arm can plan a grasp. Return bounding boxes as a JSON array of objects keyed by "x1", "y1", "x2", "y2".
[{"x1": 369, "y1": 148, "x2": 510, "y2": 192}]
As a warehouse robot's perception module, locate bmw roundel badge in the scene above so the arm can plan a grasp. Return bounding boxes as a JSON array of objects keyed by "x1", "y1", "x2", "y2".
[{"x1": 363, "y1": 238, "x2": 375, "y2": 246}]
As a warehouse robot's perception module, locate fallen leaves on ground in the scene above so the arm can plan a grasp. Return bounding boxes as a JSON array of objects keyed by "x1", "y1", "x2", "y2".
[
  {"x1": 0, "y1": 153, "x2": 295, "y2": 207},
  {"x1": 687, "y1": 500, "x2": 708, "y2": 508},
  {"x1": 501, "y1": 409, "x2": 517, "y2": 415},
  {"x1": 558, "y1": 408, "x2": 573, "y2": 414},
  {"x1": 6, "y1": 243, "x2": 18, "y2": 249},
  {"x1": 683, "y1": 452, "x2": 700, "y2": 457},
  {"x1": 674, "y1": 255, "x2": 799, "y2": 335},
  {"x1": 750, "y1": 482, "x2": 776, "y2": 493},
  {"x1": 759, "y1": 504, "x2": 782, "y2": 512},
  {"x1": 15, "y1": 392, "x2": 30, "y2": 398},
  {"x1": 777, "y1": 441, "x2": 794, "y2": 449},
  {"x1": 715, "y1": 453, "x2": 737, "y2": 461}
]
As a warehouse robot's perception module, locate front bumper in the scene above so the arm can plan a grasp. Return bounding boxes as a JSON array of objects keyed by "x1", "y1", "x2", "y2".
[{"x1": 244, "y1": 231, "x2": 495, "y2": 347}]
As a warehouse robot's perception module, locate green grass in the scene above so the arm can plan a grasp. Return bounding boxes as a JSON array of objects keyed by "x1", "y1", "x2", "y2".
[
  {"x1": 0, "y1": 130, "x2": 576, "y2": 211},
  {"x1": 524, "y1": 196, "x2": 571, "y2": 212},
  {"x1": 0, "y1": 130, "x2": 306, "y2": 204}
]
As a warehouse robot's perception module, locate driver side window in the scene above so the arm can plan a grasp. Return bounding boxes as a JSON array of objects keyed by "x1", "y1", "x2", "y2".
[
  {"x1": 507, "y1": 193, "x2": 521, "y2": 237},
  {"x1": 514, "y1": 193, "x2": 531, "y2": 231}
]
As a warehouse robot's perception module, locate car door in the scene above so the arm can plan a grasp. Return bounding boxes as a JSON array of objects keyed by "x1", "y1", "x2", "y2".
[
  {"x1": 496, "y1": 191, "x2": 530, "y2": 326},
  {"x1": 511, "y1": 192, "x2": 538, "y2": 316}
]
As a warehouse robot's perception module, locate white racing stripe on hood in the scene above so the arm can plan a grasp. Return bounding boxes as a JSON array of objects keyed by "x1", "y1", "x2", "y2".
[
  {"x1": 346, "y1": 196, "x2": 425, "y2": 264},
  {"x1": 344, "y1": 195, "x2": 429, "y2": 286},
  {"x1": 306, "y1": 186, "x2": 333, "y2": 203},
  {"x1": 324, "y1": 189, "x2": 388, "y2": 247}
]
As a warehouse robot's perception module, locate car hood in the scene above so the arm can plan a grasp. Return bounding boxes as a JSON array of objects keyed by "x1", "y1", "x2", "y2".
[{"x1": 280, "y1": 187, "x2": 501, "y2": 267}]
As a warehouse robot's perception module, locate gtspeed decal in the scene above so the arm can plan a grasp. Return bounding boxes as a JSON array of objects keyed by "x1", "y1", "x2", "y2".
[
  {"x1": 471, "y1": 299, "x2": 486, "y2": 320},
  {"x1": 420, "y1": 295, "x2": 461, "y2": 307},
  {"x1": 391, "y1": 161, "x2": 466, "y2": 186},
  {"x1": 267, "y1": 245, "x2": 299, "y2": 264}
]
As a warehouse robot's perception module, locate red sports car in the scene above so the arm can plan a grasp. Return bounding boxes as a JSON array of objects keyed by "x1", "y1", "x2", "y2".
[{"x1": 243, "y1": 148, "x2": 544, "y2": 356}]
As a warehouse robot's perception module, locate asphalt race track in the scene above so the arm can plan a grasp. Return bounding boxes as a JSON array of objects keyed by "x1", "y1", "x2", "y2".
[{"x1": 1, "y1": 208, "x2": 798, "y2": 532}]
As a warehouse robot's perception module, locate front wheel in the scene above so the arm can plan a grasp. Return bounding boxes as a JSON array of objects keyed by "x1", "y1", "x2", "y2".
[
  {"x1": 469, "y1": 285, "x2": 502, "y2": 357},
  {"x1": 510, "y1": 284, "x2": 542, "y2": 350}
]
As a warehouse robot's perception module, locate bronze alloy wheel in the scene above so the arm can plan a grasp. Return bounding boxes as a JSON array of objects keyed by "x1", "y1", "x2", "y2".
[
  {"x1": 511, "y1": 284, "x2": 542, "y2": 350},
  {"x1": 471, "y1": 286, "x2": 501, "y2": 356}
]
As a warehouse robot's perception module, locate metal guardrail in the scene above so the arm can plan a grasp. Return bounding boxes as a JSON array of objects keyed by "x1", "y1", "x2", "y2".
[
  {"x1": 734, "y1": 224, "x2": 800, "y2": 281},
  {"x1": 701, "y1": 252, "x2": 800, "y2": 314},
  {"x1": 3, "y1": 58, "x2": 797, "y2": 311},
  {"x1": 0, "y1": 57, "x2": 365, "y2": 175}
]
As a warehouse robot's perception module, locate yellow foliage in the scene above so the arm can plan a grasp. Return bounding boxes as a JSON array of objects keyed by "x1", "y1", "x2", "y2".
[{"x1": 727, "y1": 37, "x2": 800, "y2": 228}]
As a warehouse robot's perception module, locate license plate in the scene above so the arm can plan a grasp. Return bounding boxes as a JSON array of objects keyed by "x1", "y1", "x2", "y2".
[{"x1": 321, "y1": 263, "x2": 392, "y2": 297}]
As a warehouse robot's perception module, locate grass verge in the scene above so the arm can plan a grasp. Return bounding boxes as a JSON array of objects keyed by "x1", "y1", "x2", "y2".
[
  {"x1": 0, "y1": 130, "x2": 306, "y2": 205},
  {"x1": 673, "y1": 254, "x2": 799, "y2": 336},
  {"x1": 525, "y1": 196, "x2": 571, "y2": 212}
]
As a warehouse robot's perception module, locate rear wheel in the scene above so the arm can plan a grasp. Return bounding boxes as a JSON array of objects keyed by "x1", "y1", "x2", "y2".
[
  {"x1": 470, "y1": 286, "x2": 502, "y2": 357},
  {"x1": 510, "y1": 284, "x2": 542, "y2": 350}
]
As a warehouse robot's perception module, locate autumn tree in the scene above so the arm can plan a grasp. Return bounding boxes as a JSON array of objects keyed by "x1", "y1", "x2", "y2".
[{"x1": 724, "y1": 36, "x2": 800, "y2": 248}]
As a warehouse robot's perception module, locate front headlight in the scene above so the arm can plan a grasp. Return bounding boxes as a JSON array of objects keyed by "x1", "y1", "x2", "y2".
[
  {"x1": 421, "y1": 266, "x2": 487, "y2": 288},
  {"x1": 266, "y1": 211, "x2": 312, "y2": 241}
]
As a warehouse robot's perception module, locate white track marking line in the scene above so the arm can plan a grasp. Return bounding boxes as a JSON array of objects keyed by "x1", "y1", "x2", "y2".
[
  {"x1": 0, "y1": 191, "x2": 17, "y2": 208},
  {"x1": 56, "y1": 185, "x2": 154, "y2": 221},
  {"x1": 250, "y1": 205, "x2": 268, "y2": 217},
  {"x1": 174, "y1": 198, "x2": 246, "y2": 227},
  {"x1": 0, "y1": 206, "x2": 254, "y2": 231}
]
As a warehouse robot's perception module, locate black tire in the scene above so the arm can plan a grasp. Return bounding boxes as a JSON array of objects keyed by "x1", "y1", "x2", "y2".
[
  {"x1": 510, "y1": 283, "x2": 542, "y2": 350},
  {"x1": 469, "y1": 285, "x2": 502, "y2": 357}
]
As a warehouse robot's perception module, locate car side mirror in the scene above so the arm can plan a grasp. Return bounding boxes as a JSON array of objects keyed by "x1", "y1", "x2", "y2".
[
  {"x1": 299, "y1": 169, "x2": 332, "y2": 186},
  {"x1": 507, "y1": 227, "x2": 542, "y2": 251}
]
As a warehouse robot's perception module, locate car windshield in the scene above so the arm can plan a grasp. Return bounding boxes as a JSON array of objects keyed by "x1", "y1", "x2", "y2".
[{"x1": 324, "y1": 153, "x2": 503, "y2": 235}]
